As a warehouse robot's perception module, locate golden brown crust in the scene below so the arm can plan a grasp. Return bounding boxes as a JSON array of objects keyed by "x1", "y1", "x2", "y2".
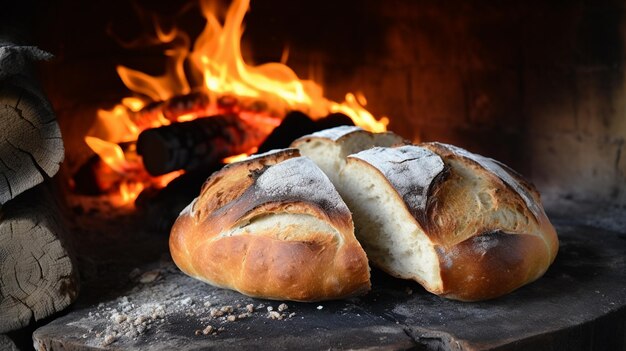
[
  {"x1": 436, "y1": 228, "x2": 556, "y2": 301},
  {"x1": 169, "y1": 148, "x2": 370, "y2": 302},
  {"x1": 345, "y1": 142, "x2": 558, "y2": 301},
  {"x1": 420, "y1": 142, "x2": 559, "y2": 301}
]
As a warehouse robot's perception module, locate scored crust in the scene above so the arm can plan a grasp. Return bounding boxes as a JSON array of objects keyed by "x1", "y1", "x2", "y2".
[
  {"x1": 340, "y1": 143, "x2": 558, "y2": 301},
  {"x1": 421, "y1": 142, "x2": 558, "y2": 300},
  {"x1": 169, "y1": 148, "x2": 371, "y2": 302}
]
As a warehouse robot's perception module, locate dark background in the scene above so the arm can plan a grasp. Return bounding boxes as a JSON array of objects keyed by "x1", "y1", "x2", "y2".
[{"x1": 2, "y1": 0, "x2": 625, "y2": 208}]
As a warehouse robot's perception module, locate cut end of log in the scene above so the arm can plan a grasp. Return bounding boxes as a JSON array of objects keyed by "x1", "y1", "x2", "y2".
[
  {"x1": 0, "y1": 184, "x2": 78, "y2": 333},
  {"x1": 0, "y1": 334, "x2": 18, "y2": 351},
  {"x1": 0, "y1": 81, "x2": 64, "y2": 205}
]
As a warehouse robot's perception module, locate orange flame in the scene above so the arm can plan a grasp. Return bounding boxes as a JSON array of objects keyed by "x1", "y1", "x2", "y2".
[
  {"x1": 119, "y1": 181, "x2": 145, "y2": 205},
  {"x1": 86, "y1": 0, "x2": 388, "y2": 205},
  {"x1": 84, "y1": 137, "x2": 129, "y2": 174}
]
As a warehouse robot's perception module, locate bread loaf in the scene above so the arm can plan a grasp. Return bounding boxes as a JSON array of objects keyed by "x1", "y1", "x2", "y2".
[
  {"x1": 169, "y1": 148, "x2": 371, "y2": 302},
  {"x1": 291, "y1": 126, "x2": 406, "y2": 185},
  {"x1": 294, "y1": 127, "x2": 558, "y2": 301}
]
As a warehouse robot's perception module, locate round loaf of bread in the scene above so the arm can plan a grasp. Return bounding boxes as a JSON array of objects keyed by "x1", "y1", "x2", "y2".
[
  {"x1": 169, "y1": 148, "x2": 371, "y2": 302},
  {"x1": 294, "y1": 127, "x2": 558, "y2": 301},
  {"x1": 341, "y1": 143, "x2": 558, "y2": 301}
]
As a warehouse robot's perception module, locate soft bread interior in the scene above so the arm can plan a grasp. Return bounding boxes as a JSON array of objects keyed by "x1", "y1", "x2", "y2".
[
  {"x1": 338, "y1": 159, "x2": 442, "y2": 291},
  {"x1": 296, "y1": 132, "x2": 401, "y2": 185},
  {"x1": 221, "y1": 213, "x2": 342, "y2": 244},
  {"x1": 292, "y1": 139, "x2": 342, "y2": 185}
]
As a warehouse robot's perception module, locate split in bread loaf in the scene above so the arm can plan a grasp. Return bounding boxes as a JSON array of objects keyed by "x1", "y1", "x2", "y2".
[
  {"x1": 293, "y1": 127, "x2": 559, "y2": 301},
  {"x1": 291, "y1": 126, "x2": 406, "y2": 186},
  {"x1": 169, "y1": 148, "x2": 371, "y2": 302}
]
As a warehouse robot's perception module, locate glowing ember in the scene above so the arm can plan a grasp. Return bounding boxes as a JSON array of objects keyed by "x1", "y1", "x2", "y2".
[
  {"x1": 223, "y1": 149, "x2": 258, "y2": 164},
  {"x1": 85, "y1": 0, "x2": 388, "y2": 205}
]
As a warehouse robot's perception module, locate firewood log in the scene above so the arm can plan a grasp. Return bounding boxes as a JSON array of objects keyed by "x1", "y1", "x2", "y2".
[
  {"x1": 0, "y1": 334, "x2": 18, "y2": 351},
  {"x1": 133, "y1": 92, "x2": 275, "y2": 127},
  {"x1": 0, "y1": 42, "x2": 64, "y2": 205},
  {"x1": 136, "y1": 115, "x2": 269, "y2": 176},
  {"x1": 0, "y1": 182, "x2": 79, "y2": 333},
  {"x1": 256, "y1": 111, "x2": 354, "y2": 153}
]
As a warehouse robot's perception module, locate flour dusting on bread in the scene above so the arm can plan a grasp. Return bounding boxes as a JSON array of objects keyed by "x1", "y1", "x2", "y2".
[
  {"x1": 291, "y1": 128, "x2": 558, "y2": 301},
  {"x1": 256, "y1": 157, "x2": 347, "y2": 214},
  {"x1": 307, "y1": 125, "x2": 364, "y2": 141},
  {"x1": 170, "y1": 147, "x2": 370, "y2": 302},
  {"x1": 171, "y1": 126, "x2": 558, "y2": 302},
  {"x1": 349, "y1": 146, "x2": 445, "y2": 214}
]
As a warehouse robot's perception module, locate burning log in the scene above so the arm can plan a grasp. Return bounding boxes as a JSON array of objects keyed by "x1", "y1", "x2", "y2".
[
  {"x1": 136, "y1": 111, "x2": 356, "y2": 232},
  {"x1": 132, "y1": 92, "x2": 211, "y2": 128},
  {"x1": 137, "y1": 115, "x2": 268, "y2": 176},
  {"x1": 257, "y1": 111, "x2": 354, "y2": 153},
  {"x1": 0, "y1": 43, "x2": 63, "y2": 205},
  {"x1": 0, "y1": 182, "x2": 79, "y2": 333},
  {"x1": 132, "y1": 91, "x2": 276, "y2": 128},
  {"x1": 135, "y1": 164, "x2": 224, "y2": 232}
]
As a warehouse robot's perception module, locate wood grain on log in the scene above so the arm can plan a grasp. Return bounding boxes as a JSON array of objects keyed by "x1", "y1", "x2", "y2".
[
  {"x1": 0, "y1": 183, "x2": 79, "y2": 333},
  {"x1": 0, "y1": 43, "x2": 63, "y2": 205},
  {"x1": 0, "y1": 334, "x2": 19, "y2": 351}
]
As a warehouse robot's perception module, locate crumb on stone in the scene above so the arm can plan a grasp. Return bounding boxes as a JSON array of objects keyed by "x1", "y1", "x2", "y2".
[
  {"x1": 110, "y1": 313, "x2": 127, "y2": 324},
  {"x1": 202, "y1": 325, "x2": 214, "y2": 335},
  {"x1": 267, "y1": 311, "x2": 282, "y2": 320},
  {"x1": 139, "y1": 270, "x2": 160, "y2": 284},
  {"x1": 278, "y1": 303, "x2": 288, "y2": 312},
  {"x1": 246, "y1": 304, "x2": 254, "y2": 313},
  {"x1": 102, "y1": 334, "x2": 117, "y2": 346},
  {"x1": 210, "y1": 308, "x2": 224, "y2": 318},
  {"x1": 133, "y1": 316, "x2": 147, "y2": 326},
  {"x1": 151, "y1": 306, "x2": 165, "y2": 319}
]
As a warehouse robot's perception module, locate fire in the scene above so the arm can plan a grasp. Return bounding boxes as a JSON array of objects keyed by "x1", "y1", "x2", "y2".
[
  {"x1": 119, "y1": 182, "x2": 145, "y2": 205},
  {"x1": 223, "y1": 148, "x2": 258, "y2": 164},
  {"x1": 85, "y1": 0, "x2": 388, "y2": 205}
]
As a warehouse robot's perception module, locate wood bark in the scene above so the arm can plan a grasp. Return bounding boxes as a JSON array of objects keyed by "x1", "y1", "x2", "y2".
[
  {"x1": 0, "y1": 183, "x2": 79, "y2": 333},
  {"x1": 0, "y1": 43, "x2": 64, "y2": 205},
  {"x1": 136, "y1": 115, "x2": 269, "y2": 176}
]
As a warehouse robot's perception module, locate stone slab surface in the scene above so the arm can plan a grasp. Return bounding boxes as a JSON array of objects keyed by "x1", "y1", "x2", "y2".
[{"x1": 33, "y1": 219, "x2": 626, "y2": 350}]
